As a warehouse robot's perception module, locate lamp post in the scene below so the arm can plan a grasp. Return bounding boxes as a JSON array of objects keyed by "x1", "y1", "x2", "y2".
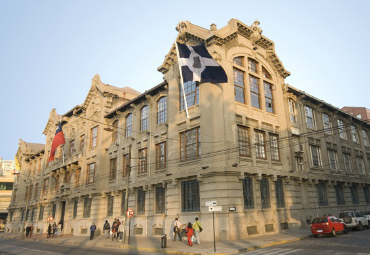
[{"x1": 104, "y1": 127, "x2": 131, "y2": 244}]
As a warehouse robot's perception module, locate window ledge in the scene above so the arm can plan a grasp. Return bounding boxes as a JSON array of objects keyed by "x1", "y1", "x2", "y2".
[{"x1": 179, "y1": 158, "x2": 201, "y2": 167}]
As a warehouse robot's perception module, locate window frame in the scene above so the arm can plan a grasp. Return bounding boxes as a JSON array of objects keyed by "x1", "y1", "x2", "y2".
[
  {"x1": 137, "y1": 189, "x2": 145, "y2": 214},
  {"x1": 138, "y1": 148, "x2": 147, "y2": 174},
  {"x1": 269, "y1": 133, "x2": 280, "y2": 161},
  {"x1": 362, "y1": 129, "x2": 369, "y2": 146},
  {"x1": 107, "y1": 195, "x2": 114, "y2": 216},
  {"x1": 338, "y1": 119, "x2": 347, "y2": 140},
  {"x1": 343, "y1": 153, "x2": 352, "y2": 173},
  {"x1": 275, "y1": 178, "x2": 285, "y2": 208},
  {"x1": 310, "y1": 145, "x2": 322, "y2": 168},
  {"x1": 350, "y1": 184, "x2": 359, "y2": 204},
  {"x1": 180, "y1": 127, "x2": 201, "y2": 162},
  {"x1": 322, "y1": 113, "x2": 332, "y2": 134},
  {"x1": 125, "y1": 113, "x2": 133, "y2": 138},
  {"x1": 156, "y1": 142, "x2": 166, "y2": 170},
  {"x1": 304, "y1": 106, "x2": 316, "y2": 129},
  {"x1": 317, "y1": 182, "x2": 328, "y2": 206},
  {"x1": 260, "y1": 178, "x2": 270, "y2": 209},
  {"x1": 155, "y1": 186, "x2": 166, "y2": 214},
  {"x1": 243, "y1": 177, "x2": 254, "y2": 209},
  {"x1": 83, "y1": 196, "x2": 92, "y2": 218},
  {"x1": 181, "y1": 180, "x2": 200, "y2": 212},
  {"x1": 255, "y1": 130, "x2": 266, "y2": 159},
  {"x1": 351, "y1": 125, "x2": 358, "y2": 143},
  {"x1": 180, "y1": 81, "x2": 199, "y2": 111},
  {"x1": 140, "y1": 106, "x2": 149, "y2": 132},
  {"x1": 335, "y1": 183, "x2": 345, "y2": 205},
  {"x1": 237, "y1": 126, "x2": 251, "y2": 157},
  {"x1": 264, "y1": 81, "x2": 274, "y2": 113},
  {"x1": 109, "y1": 157, "x2": 117, "y2": 181},
  {"x1": 250, "y1": 75, "x2": 261, "y2": 109},
  {"x1": 328, "y1": 149, "x2": 338, "y2": 170},
  {"x1": 90, "y1": 126, "x2": 98, "y2": 149},
  {"x1": 157, "y1": 96, "x2": 167, "y2": 125},
  {"x1": 233, "y1": 67, "x2": 246, "y2": 104},
  {"x1": 86, "y1": 162, "x2": 96, "y2": 184}
]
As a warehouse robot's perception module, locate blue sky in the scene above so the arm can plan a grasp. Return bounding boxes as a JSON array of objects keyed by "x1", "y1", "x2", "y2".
[{"x1": 1, "y1": 0, "x2": 369, "y2": 160}]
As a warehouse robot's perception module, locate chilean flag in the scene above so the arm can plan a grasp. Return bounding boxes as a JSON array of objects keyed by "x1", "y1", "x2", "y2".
[{"x1": 49, "y1": 121, "x2": 65, "y2": 162}]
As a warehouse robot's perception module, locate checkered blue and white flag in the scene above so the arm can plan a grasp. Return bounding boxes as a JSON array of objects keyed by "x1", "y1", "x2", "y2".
[{"x1": 176, "y1": 42, "x2": 228, "y2": 84}]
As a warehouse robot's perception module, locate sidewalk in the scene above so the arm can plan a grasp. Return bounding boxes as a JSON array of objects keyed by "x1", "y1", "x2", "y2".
[{"x1": 0, "y1": 228, "x2": 312, "y2": 255}]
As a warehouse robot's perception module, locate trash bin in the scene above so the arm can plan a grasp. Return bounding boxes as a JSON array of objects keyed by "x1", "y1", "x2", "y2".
[{"x1": 161, "y1": 234, "x2": 167, "y2": 248}]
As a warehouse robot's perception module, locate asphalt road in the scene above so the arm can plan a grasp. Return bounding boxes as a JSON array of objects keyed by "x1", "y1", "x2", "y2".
[
  {"x1": 242, "y1": 228, "x2": 370, "y2": 255},
  {"x1": 0, "y1": 238, "x2": 166, "y2": 255}
]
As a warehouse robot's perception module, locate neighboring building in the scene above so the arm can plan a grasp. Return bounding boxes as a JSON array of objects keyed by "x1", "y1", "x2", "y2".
[
  {"x1": 341, "y1": 106, "x2": 370, "y2": 122},
  {"x1": 6, "y1": 19, "x2": 370, "y2": 240},
  {"x1": 0, "y1": 158, "x2": 15, "y2": 231}
]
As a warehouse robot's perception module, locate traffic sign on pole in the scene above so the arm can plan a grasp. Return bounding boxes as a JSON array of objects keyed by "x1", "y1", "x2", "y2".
[
  {"x1": 47, "y1": 216, "x2": 54, "y2": 222},
  {"x1": 126, "y1": 209, "x2": 134, "y2": 218}
]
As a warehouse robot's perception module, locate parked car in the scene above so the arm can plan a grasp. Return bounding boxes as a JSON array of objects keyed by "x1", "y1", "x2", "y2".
[
  {"x1": 363, "y1": 211, "x2": 370, "y2": 226},
  {"x1": 339, "y1": 211, "x2": 369, "y2": 231},
  {"x1": 311, "y1": 216, "x2": 348, "y2": 238}
]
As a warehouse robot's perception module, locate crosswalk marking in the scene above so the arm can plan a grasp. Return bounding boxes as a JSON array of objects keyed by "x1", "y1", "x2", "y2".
[
  {"x1": 0, "y1": 245, "x2": 62, "y2": 255},
  {"x1": 245, "y1": 248, "x2": 303, "y2": 255}
]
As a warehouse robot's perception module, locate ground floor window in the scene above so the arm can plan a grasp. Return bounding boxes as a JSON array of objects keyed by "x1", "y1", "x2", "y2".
[
  {"x1": 107, "y1": 195, "x2": 114, "y2": 216},
  {"x1": 363, "y1": 185, "x2": 370, "y2": 204},
  {"x1": 121, "y1": 191, "x2": 126, "y2": 216},
  {"x1": 181, "y1": 180, "x2": 200, "y2": 212},
  {"x1": 317, "y1": 182, "x2": 328, "y2": 206},
  {"x1": 137, "y1": 189, "x2": 145, "y2": 214},
  {"x1": 73, "y1": 199, "x2": 78, "y2": 219},
  {"x1": 260, "y1": 178, "x2": 270, "y2": 208},
  {"x1": 243, "y1": 177, "x2": 254, "y2": 209},
  {"x1": 350, "y1": 184, "x2": 359, "y2": 204},
  {"x1": 156, "y1": 186, "x2": 165, "y2": 213},
  {"x1": 38, "y1": 206, "x2": 44, "y2": 221},
  {"x1": 83, "y1": 197, "x2": 92, "y2": 218},
  {"x1": 335, "y1": 183, "x2": 345, "y2": 205},
  {"x1": 275, "y1": 178, "x2": 285, "y2": 208}
]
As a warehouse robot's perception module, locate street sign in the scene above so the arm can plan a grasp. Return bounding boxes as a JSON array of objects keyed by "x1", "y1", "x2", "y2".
[
  {"x1": 229, "y1": 207, "x2": 236, "y2": 212},
  {"x1": 47, "y1": 216, "x2": 54, "y2": 222},
  {"x1": 126, "y1": 208, "x2": 134, "y2": 218},
  {"x1": 209, "y1": 206, "x2": 222, "y2": 212},
  {"x1": 205, "y1": 201, "x2": 217, "y2": 207}
]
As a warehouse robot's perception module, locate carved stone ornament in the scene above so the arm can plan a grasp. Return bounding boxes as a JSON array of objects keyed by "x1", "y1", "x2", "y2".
[
  {"x1": 250, "y1": 19, "x2": 263, "y2": 45},
  {"x1": 176, "y1": 21, "x2": 188, "y2": 42}
]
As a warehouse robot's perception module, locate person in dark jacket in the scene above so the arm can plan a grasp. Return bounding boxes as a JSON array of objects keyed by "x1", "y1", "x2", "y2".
[
  {"x1": 47, "y1": 223, "x2": 52, "y2": 238},
  {"x1": 103, "y1": 220, "x2": 110, "y2": 239},
  {"x1": 90, "y1": 222, "x2": 97, "y2": 240}
]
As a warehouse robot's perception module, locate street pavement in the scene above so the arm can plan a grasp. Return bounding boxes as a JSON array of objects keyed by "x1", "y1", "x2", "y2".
[{"x1": 0, "y1": 228, "x2": 312, "y2": 255}]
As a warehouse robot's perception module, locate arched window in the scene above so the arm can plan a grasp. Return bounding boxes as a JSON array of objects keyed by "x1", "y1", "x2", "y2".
[
  {"x1": 288, "y1": 99, "x2": 297, "y2": 123},
  {"x1": 125, "y1": 114, "x2": 133, "y2": 138},
  {"x1": 140, "y1": 106, "x2": 149, "y2": 132},
  {"x1": 157, "y1": 97, "x2": 167, "y2": 125}
]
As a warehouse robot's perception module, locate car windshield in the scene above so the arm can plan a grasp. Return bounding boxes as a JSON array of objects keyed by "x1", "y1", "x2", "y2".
[
  {"x1": 339, "y1": 212, "x2": 352, "y2": 218},
  {"x1": 312, "y1": 218, "x2": 328, "y2": 224}
]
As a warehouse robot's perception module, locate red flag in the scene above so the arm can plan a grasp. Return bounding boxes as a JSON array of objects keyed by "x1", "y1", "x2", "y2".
[{"x1": 49, "y1": 121, "x2": 65, "y2": 162}]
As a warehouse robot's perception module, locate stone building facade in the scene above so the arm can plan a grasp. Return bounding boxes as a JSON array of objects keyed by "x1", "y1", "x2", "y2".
[{"x1": 6, "y1": 18, "x2": 370, "y2": 240}]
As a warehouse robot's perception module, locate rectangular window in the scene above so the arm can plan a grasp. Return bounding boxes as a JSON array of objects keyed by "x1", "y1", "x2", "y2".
[
  {"x1": 243, "y1": 177, "x2": 254, "y2": 209},
  {"x1": 90, "y1": 126, "x2": 98, "y2": 149},
  {"x1": 181, "y1": 180, "x2": 200, "y2": 212},
  {"x1": 335, "y1": 183, "x2": 345, "y2": 205},
  {"x1": 137, "y1": 189, "x2": 145, "y2": 214},
  {"x1": 310, "y1": 145, "x2": 322, "y2": 167},
  {"x1": 125, "y1": 114, "x2": 133, "y2": 137},
  {"x1": 269, "y1": 134, "x2": 280, "y2": 161},
  {"x1": 107, "y1": 195, "x2": 114, "y2": 216},
  {"x1": 338, "y1": 119, "x2": 347, "y2": 139},
  {"x1": 180, "y1": 81, "x2": 199, "y2": 110},
  {"x1": 157, "y1": 97, "x2": 167, "y2": 125},
  {"x1": 250, "y1": 76, "x2": 260, "y2": 109},
  {"x1": 73, "y1": 199, "x2": 78, "y2": 219},
  {"x1": 38, "y1": 205, "x2": 44, "y2": 221},
  {"x1": 343, "y1": 153, "x2": 352, "y2": 173},
  {"x1": 363, "y1": 186, "x2": 370, "y2": 204},
  {"x1": 155, "y1": 186, "x2": 165, "y2": 214},
  {"x1": 317, "y1": 182, "x2": 328, "y2": 206},
  {"x1": 363, "y1": 130, "x2": 369, "y2": 146},
  {"x1": 234, "y1": 68, "x2": 245, "y2": 103},
  {"x1": 322, "y1": 113, "x2": 332, "y2": 134},
  {"x1": 260, "y1": 178, "x2": 270, "y2": 209},
  {"x1": 255, "y1": 131, "x2": 266, "y2": 159},
  {"x1": 248, "y1": 58, "x2": 258, "y2": 73},
  {"x1": 140, "y1": 106, "x2": 149, "y2": 131},
  {"x1": 120, "y1": 191, "x2": 126, "y2": 215},
  {"x1": 356, "y1": 157, "x2": 365, "y2": 174},
  {"x1": 328, "y1": 149, "x2": 338, "y2": 170},
  {"x1": 30, "y1": 208, "x2": 34, "y2": 221},
  {"x1": 238, "y1": 126, "x2": 250, "y2": 156},
  {"x1": 275, "y1": 178, "x2": 285, "y2": 208},
  {"x1": 138, "y1": 148, "x2": 147, "y2": 174},
  {"x1": 43, "y1": 179, "x2": 49, "y2": 195},
  {"x1": 288, "y1": 99, "x2": 297, "y2": 123},
  {"x1": 305, "y1": 106, "x2": 316, "y2": 129},
  {"x1": 156, "y1": 142, "x2": 166, "y2": 170},
  {"x1": 350, "y1": 184, "x2": 359, "y2": 204},
  {"x1": 86, "y1": 163, "x2": 96, "y2": 184},
  {"x1": 123, "y1": 154, "x2": 130, "y2": 178},
  {"x1": 52, "y1": 204, "x2": 56, "y2": 218},
  {"x1": 25, "y1": 209, "x2": 29, "y2": 221},
  {"x1": 80, "y1": 135, "x2": 85, "y2": 152},
  {"x1": 351, "y1": 125, "x2": 358, "y2": 143},
  {"x1": 180, "y1": 127, "x2": 201, "y2": 162},
  {"x1": 109, "y1": 158, "x2": 117, "y2": 181},
  {"x1": 264, "y1": 82, "x2": 274, "y2": 113},
  {"x1": 69, "y1": 139, "x2": 75, "y2": 156},
  {"x1": 83, "y1": 197, "x2": 92, "y2": 218},
  {"x1": 75, "y1": 169, "x2": 80, "y2": 187}
]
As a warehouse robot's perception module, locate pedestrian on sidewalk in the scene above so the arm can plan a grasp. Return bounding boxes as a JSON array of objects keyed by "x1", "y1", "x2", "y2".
[
  {"x1": 103, "y1": 220, "x2": 110, "y2": 239},
  {"x1": 52, "y1": 222, "x2": 57, "y2": 236},
  {"x1": 47, "y1": 223, "x2": 52, "y2": 238},
  {"x1": 25, "y1": 224, "x2": 30, "y2": 237},
  {"x1": 90, "y1": 222, "x2": 96, "y2": 240},
  {"x1": 111, "y1": 220, "x2": 118, "y2": 241},
  {"x1": 185, "y1": 222, "x2": 193, "y2": 246},
  {"x1": 30, "y1": 224, "x2": 34, "y2": 238},
  {"x1": 118, "y1": 219, "x2": 124, "y2": 241},
  {"x1": 192, "y1": 217, "x2": 202, "y2": 244},
  {"x1": 173, "y1": 218, "x2": 182, "y2": 241}
]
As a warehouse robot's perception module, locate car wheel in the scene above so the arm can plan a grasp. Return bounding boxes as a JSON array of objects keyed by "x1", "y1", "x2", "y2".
[
  {"x1": 343, "y1": 226, "x2": 349, "y2": 234},
  {"x1": 313, "y1": 234, "x2": 318, "y2": 238},
  {"x1": 331, "y1": 228, "x2": 336, "y2": 237},
  {"x1": 358, "y1": 222, "x2": 363, "y2": 231}
]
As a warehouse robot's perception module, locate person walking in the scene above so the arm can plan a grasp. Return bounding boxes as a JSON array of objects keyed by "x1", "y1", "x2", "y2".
[
  {"x1": 118, "y1": 219, "x2": 124, "y2": 241},
  {"x1": 192, "y1": 217, "x2": 202, "y2": 244},
  {"x1": 29, "y1": 224, "x2": 34, "y2": 238},
  {"x1": 103, "y1": 220, "x2": 110, "y2": 239},
  {"x1": 185, "y1": 222, "x2": 194, "y2": 246},
  {"x1": 173, "y1": 218, "x2": 182, "y2": 241},
  {"x1": 90, "y1": 222, "x2": 96, "y2": 240},
  {"x1": 47, "y1": 223, "x2": 52, "y2": 238},
  {"x1": 111, "y1": 220, "x2": 118, "y2": 241},
  {"x1": 25, "y1": 224, "x2": 30, "y2": 237},
  {"x1": 52, "y1": 222, "x2": 57, "y2": 236}
]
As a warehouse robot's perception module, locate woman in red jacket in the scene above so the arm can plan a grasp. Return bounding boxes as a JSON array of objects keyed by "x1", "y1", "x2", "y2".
[{"x1": 185, "y1": 222, "x2": 194, "y2": 246}]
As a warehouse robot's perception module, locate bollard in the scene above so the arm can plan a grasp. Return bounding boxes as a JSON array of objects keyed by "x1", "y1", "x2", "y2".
[{"x1": 161, "y1": 234, "x2": 167, "y2": 248}]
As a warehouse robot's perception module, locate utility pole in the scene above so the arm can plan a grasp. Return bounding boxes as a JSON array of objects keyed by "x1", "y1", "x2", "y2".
[{"x1": 123, "y1": 144, "x2": 131, "y2": 244}]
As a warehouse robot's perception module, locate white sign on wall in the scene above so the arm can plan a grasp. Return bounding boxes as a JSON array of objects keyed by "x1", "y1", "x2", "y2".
[
  {"x1": 209, "y1": 206, "x2": 222, "y2": 212},
  {"x1": 205, "y1": 201, "x2": 217, "y2": 207}
]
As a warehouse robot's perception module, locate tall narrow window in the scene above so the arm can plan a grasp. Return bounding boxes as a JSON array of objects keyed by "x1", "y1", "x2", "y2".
[
  {"x1": 52, "y1": 204, "x2": 56, "y2": 218},
  {"x1": 338, "y1": 119, "x2": 347, "y2": 139},
  {"x1": 125, "y1": 114, "x2": 133, "y2": 138},
  {"x1": 73, "y1": 199, "x2": 78, "y2": 219},
  {"x1": 343, "y1": 153, "x2": 352, "y2": 173},
  {"x1": 356, "y1": 157, "x2": 365, "y2": 174},
  {"x1": 328, "y1": 149, "x2": 338, "y2": 170},
  {"x1": 157, "y1": 97, "x2": 167, "y2": 125},
  {"x1": 310, "y1": 145, "x2": 322, "y2": 167},
  {"x1": 362, "y1": 130, "x2": 369, "y2": 146},
  {"x1": 255, "y1": 131, "x2": 266, "y2": 159},
  {"x1": 120, "y1": 191, "x2": 126, "y2": 215},
  {"x1": 305, "y1": 106, "x2": 316, "y2": 129},
  {"x1": 363, "y1": 186, "x2": 370, "y2": 204},
  {"x1": 238, "y1": 126, "x2": 250, "y2": 156},
  {"x1": 350, "y1": 184, "x2": 359, "y2": 204},
  {"x1": 80, "y1": 135, "x2": 85, "y2": 152},
  {"x1": 248, "y1": 58, "x2": 258, "y2": 73},
  {"x1": 180, "y1": 81, "x2": 199, "y2": 110},
  {"x1": 43, "y1": 179, "x2": 49, "y2": 195},
  {"x1": 322, "y1": 113, "x2": 332, "y2": 134},
  {"x1": 122, "y1": 154, "x2": 130, "y2": 177},
  {"x1": 181, "y1": 180, "x2": 200, "y2": 212},
  {"x1": 275, "y1": 178, "x2": 285, "y2": 208},
  {"x1": 90, "y1": 126, "x2": 98, "y2": 149},
  {"x1": 69, "y1": 140, "x2": 75, "y2": 156},
  {"x1": 156, "y1": 142, "x2": 166, "y2": 170},
  {"x1": 243, "y1": 177, "x2": 254, "y2": 209},
  {"x1": 155, "y1": 186, "x2": 165, "y2": 214},
  {"x1": 86, "y1": 163, "x2": 95, "y2": 184},
  {"x1": 234, "y1": 68, "x2": 245, "y2": 103},
  {"x1": 269, "y1": 134, "x2": 279, "y2": 161},
  {"x1": 138, "y1": 148, "x2": 147, "y2": 174},
  {"x1": 140, "y1": 106, "x2": 149, "y2": 132},
  {"x1": 260, "y1": 178, "x2": 270, "y2": 209},
  {"x1": 288, "y1": 99, "x2": 297, "y2": 123},
  {"x1": 39, "y1": 205, "x2": 44, "y2": 220},
  {"x1": 109, "y1": 158, "x2": 117, "y2": 181},
  {"x1": 75, "y1": 169, "x2": 80, "y2": 187},
  {"x1": 335, "y1": 183, "x2": 345, "y2": 205},
  {"x1": 111, "y1": 120, "x2": 119, "y2": 143},
  {"x1": 180, "y1": 127, "x2": 201, "y2": 162},
  {"x1": 83, "y1": 197, "x2": 92, "y2": 218},
  {"x1": 250, "y1": 76, "x2": 260, "y2": 109},
  {"x1": 351, "y1": 125, "x2": 358, "y2": 143},
  {"x1": 264, "y1": 82, "x2": 274, "y2": 113},
  {"x1": 317, "y1": 182, "x2": 328, "y2": 206},
  {"x1": 107, "y1": 195, "x2": 114, "y2": 216},
  {"x1": 137, "y1": 189, "x2": 145, "y2": 214}
]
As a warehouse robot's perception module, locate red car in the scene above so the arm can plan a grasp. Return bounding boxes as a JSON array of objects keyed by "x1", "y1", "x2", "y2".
[{"x1": 311, "y1": 216, "x2": 348, "y2": 238}]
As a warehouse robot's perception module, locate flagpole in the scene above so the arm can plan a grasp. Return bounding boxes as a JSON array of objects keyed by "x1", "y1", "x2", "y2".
[{"x1": 175, "y1": 41, "x2": 190, "y2": 119}]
